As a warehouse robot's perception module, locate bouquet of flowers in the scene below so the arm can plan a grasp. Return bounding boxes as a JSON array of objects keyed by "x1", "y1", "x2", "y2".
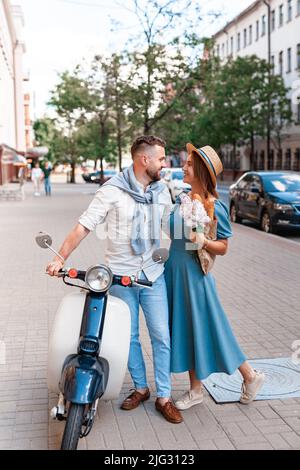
[
  {"x1": 179, "y1": 192, "x2": 211, "y2": 234},
  {"x1": 179, "y1": 192, "x2": 217, "y2": 275}
]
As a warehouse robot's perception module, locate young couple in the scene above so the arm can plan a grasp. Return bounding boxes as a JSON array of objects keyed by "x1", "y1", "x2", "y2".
[{"x1": 46, "y1": 135, "x2": 265, "y2": 424}]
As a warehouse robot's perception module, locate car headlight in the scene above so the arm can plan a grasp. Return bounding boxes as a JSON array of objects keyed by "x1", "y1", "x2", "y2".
[
  {"x1": 85, "y1": 265, "x2": 113, "y2": 292},
  {"x1": 273, "y1": 203, "x2": 293, "y2": 211}
]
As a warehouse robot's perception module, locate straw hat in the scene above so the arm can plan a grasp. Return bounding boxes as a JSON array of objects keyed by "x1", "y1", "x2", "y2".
[{"x1": 186, "y1": 143, "x2": 223, "y2": 187}]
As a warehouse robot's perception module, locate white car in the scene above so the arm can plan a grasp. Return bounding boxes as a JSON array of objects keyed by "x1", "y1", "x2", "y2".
[{"x1": 162, "y1": 168, "x2": 191, "y2": 202}]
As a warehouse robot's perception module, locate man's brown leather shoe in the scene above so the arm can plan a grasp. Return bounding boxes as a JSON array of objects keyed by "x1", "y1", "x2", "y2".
[
  {"x1": 121, "y1": 389, "x2": 150, "y2": 410},
  {"x1": 155, "y1": 399, "x2": 183, "y2": 424}
]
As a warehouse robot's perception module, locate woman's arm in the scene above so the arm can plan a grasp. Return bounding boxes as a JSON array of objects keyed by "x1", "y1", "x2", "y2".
[
  {"x1": 190, "y1": 231, "x2": 228, "y2": 256},
  {"x1": 203, "y1": 238, "x2": 228, "y2": 256}
]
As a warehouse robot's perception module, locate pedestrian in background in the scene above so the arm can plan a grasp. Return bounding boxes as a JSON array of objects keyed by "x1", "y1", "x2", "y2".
[
  {"x1": 42, "y1": 161, "x2": 52, "y2": 196},
  {"x1": 31, "y1": 162, "x2": 43, "y2": 196}
]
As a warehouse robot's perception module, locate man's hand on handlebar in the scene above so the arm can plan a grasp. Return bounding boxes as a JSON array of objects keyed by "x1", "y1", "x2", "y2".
[{"x1": 46, "y1": 258, "x2": 65, "y2": 277}]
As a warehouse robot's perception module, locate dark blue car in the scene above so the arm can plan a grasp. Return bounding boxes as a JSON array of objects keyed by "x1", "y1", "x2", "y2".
[
  {"x1": 229, "y1": 171, "x2": 300, "y2": 233},
  {"x1": 82, "y1": 169, "x2": 117, "y2": 184}
]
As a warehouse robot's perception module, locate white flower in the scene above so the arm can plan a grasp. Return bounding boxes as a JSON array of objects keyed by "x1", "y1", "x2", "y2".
[{"x1": 179, "y1": 193, "x2": 211, "y2": 230}]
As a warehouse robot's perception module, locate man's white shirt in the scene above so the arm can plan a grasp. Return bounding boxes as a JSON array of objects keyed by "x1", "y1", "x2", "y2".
[{"x1": 78, "y1": 180, "x2": 172, "y2": 282}]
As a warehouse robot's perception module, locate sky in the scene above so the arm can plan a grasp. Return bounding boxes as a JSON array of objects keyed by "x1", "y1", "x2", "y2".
[{"x1": 13, "y1": 0, "x2": 255, "y2": 118}]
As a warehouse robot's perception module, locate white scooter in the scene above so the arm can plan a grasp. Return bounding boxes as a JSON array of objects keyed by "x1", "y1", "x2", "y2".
[{"x1": 36, "y1": 232, "x2": 168, "y2": 450}]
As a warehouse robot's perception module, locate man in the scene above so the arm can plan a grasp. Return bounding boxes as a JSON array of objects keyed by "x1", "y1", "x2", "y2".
[
  {"x1": 42, "y1": 161, "x2": 52, "y2": 196},
  {"x1": 46, "y1": 135, "x2": 183, "y2": 424}
]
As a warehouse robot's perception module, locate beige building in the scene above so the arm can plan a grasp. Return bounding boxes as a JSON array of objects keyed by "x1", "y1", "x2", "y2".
[
  {"x1": 212, "y1": 0, "x2": 300, "y2": 173},
  {"x1": 0, "y1": 0, "x2": 26, "y2": 184}
]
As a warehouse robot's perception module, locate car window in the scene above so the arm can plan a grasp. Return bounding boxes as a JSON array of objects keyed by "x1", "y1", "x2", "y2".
[
  {"x1": 236, "y1": 174, "x2": 253, "y2": 190},
  {"x1": 249, "y1": 175, "x2": 262, "y2": 192},
  {"x1": 263, "y1": 174, "x2": 300, "y2": 192}
]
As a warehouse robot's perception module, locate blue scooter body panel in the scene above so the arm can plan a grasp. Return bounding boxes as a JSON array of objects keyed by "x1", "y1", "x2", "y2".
[{"x1": 60, "y1": 354, "x2": 109, "y2": 404}]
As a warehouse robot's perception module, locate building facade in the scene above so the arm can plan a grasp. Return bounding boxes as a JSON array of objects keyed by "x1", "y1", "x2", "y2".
[
  {"x1": 0, "y1": 0, "x2": 26, "y2": 184},
  {"x1": 213, "y1": 0, "x2": 300, "y2": 173}
]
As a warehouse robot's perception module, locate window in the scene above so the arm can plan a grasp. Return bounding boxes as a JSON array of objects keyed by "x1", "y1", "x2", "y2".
[
  {"x1": 256, "y1": 20, "x2": 259, "y2": 40},
  {"x1": 287, "y1": 47, "x2": 292, "y2": 72},
  {"x1": 287, "y1": 0, "x2": 292, "y2": 22},
  {"x1": 226, "y1": 39, "x2": 229, "y2": 56},
  {"x1": 268, "y1": 150, "x2": 274, "y2": 171},
  {"x1": 294, "y1": 149, "x2": 300, "y2": 172},
  {"x1": 279, "y1": 4, "x2": 284, "y2": 26},
  {"x1": 279, "y1": 51, "x2": 283, "y2": 75},
  {"x1": 249, "y1": 25, "x2": 252, "y2": 44},
  {"x1": 297, "y1": 44, "x2": 300, "y2": 68},
  {"x1": 237, "y1": 32, "x2": 241, "y2": 51},
  {"x1": 285, "y1": 149, "x2": 291, "y2": 170},
  {"x1": 262, "y1": 15, "x2": 266, "y2": 36},
  {"x1": 244, "y1": 28, "x2": 247, "y2": 47},
  {"x1": 298, "y1": 0, "x2": 300, "y2": 15},
  {"x1": 236, "y1": 174, "x2": 253, "y2": 190},
  {"x1": 259, "y1": 151, "x2": 265, "y2": 171},
  {"x1": 230, "y1": 36, "x2": 234, "y2": 55},
  {"x1": 276, "y1": 151, "x2": 283, "y2": 170},
  {"x1": 271, "y1": 10, "x2": 276, "y2": 31},
  {"x1": 216, "y1": 45, "x2": 220, "y2": 57},
  {"x1": 222, "y1": 43, "x2": 225, "y2": 58},
  {"x1": 298, "y1": 103, "x2": 300, "y2": 123},
  {"x1": 250, "y1": 175, "x2": 263, "y2": 192},
  {"x1": 271, "y1": 55, "x2": 275, "y2": 73}
]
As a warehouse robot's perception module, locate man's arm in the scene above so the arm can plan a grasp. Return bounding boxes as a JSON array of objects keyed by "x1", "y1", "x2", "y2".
[
  {"x1": 46, "y1": 185, "x2": 116, "y2": 276},
  {"x1": 46, "y1": 223, "x2": 90, "y2": 276}
]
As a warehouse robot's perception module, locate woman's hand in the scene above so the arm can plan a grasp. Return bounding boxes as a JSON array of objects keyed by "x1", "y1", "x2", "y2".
[{"x1": 190, "y1": 230, "x2": 205, "y2": 249}]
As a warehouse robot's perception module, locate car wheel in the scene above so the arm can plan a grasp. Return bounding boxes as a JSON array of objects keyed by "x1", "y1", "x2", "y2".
[
  {"x1": 230, "y1": 203, "x2": 241, "y2": 223},
  {"x1": 261, "y1": 211, "x2": 277, "y2": 234}
]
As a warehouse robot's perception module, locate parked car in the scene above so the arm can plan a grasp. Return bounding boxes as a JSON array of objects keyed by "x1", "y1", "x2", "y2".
[
  {"x1": 229, "y1": 171, "x2": 300, "y2": 233},
  {"x1": 82, "y1": 169, "x2": 117, "y2": 184}
]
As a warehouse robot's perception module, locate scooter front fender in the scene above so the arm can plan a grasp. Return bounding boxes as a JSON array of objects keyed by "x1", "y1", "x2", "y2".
[{"x1": 60, "y1": 354, "x2": 109, "y2": 404}]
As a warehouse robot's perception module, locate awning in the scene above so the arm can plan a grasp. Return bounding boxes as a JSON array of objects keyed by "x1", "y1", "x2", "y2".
[{"x1": 0, "y1": 144, "x2": 27, "y2": 166}]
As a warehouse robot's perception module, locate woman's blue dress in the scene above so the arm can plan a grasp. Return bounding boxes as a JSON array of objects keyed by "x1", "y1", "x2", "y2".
[{"x1": 164, "y1": 197, "x2": 247, "y2": 381}]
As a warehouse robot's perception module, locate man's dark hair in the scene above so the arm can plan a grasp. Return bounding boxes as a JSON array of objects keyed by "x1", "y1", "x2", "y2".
[{"x1": 131, "y1": 135, "x2": 166, "y2": 158}]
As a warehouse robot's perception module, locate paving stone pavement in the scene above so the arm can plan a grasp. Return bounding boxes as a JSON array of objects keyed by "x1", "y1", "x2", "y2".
[{"x1": 0, "y1": 182, "x2": 300, "y2": 451}]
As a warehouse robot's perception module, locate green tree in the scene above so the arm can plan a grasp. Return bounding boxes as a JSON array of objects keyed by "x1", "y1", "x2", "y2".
[
  {"x1": 33, "y1": 117, "x2": 67, "y2": 166},
  {"x1": 48, "y1": 70, "x2": 90, "y2": 182},
  {"x1": 194, "y1": 54, "x2": 292, "y2": 170}
]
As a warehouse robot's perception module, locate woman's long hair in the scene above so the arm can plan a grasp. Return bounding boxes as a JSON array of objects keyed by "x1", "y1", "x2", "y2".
[{"x1": 192, "y1": 151, "x2": 219, "y2": 200}]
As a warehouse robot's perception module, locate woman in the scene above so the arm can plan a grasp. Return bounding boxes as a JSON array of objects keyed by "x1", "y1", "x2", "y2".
[
  {"x1": 31, "y1": 162, "x2": 43, "y2": 196},
  {"x1": 165, "y1": 143, "x2": 265, "y2": 410}
]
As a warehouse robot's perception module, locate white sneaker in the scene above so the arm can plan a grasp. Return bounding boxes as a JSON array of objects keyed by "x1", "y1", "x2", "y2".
[
  {"x1": 175, "y1": 389, "x2": 204, "y2": 410},
  {"x1": 240, "y1": 370, "x2": 265, "y2": 404}
]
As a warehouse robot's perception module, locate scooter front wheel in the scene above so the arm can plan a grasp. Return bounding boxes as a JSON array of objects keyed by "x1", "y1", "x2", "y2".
[{"x1": 61, "y1": 403, "x2": 85, "y2": 450}]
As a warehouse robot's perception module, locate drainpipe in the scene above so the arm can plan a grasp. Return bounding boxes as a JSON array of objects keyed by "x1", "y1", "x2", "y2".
[{"x1": 263, "y1": 0, "x2": 271, "y2": 171}]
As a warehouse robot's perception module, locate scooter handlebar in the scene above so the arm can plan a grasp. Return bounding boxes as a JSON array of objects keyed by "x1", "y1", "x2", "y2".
[
  {"x1": 134, "y1": 279, "x2": 153, "y2": 288},
  {"x1": 56, "y1": 269, "x2": 153, "y2": 288}
]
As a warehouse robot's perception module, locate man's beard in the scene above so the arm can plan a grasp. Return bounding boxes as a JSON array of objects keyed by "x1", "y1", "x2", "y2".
[{"x1": 146, "y1": 168, "x2": 161, "y2": 183}]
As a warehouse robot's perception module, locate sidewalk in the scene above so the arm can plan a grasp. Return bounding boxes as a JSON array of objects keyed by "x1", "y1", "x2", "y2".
[{"x1": 0, "y1": 183, "x2": 300, "y2": 450}]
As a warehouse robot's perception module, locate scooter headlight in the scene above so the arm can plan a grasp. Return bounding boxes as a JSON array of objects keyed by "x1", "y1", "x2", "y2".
[{"x1": 85, "y1": 265, "x2": 113, "y2": 292}]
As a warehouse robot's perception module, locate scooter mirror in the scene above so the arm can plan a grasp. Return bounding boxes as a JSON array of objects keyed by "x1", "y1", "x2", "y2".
[
  {"x1": 35, "y1": 232, "x2": 53, "y2": 249},
  {"x1": 35, "y1": 232, "x2": 65, "y2": 262}
]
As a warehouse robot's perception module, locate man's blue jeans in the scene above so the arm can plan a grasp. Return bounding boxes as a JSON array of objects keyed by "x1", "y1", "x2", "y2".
[
  {"x1": 44, "y1": 177, "x2": 51, "y2": 195},
  {"x1": 109, "y1": 272, "x2": 171, "y2": 398}
]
